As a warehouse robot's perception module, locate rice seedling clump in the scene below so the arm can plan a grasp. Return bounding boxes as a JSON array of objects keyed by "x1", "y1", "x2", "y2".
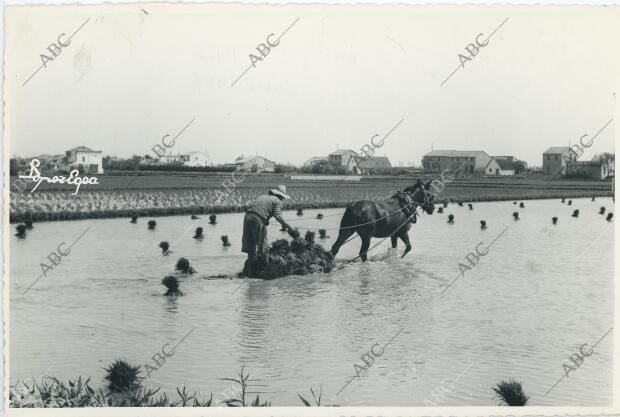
[
  {"x1": 175, "y1": 257, "x2": 196, "y2": 274},
  {"x1": 243, "y1": 238, "x2": 336, "y2": 279}
]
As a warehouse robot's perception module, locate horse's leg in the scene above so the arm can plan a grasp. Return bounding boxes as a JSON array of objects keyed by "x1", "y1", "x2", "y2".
[
  {"x1": 399, "y1": 231, "x2": 412, "y2": 258},
  {"x1": 358, "y1": 229, "x2": 372, "y2": 262},
  {"x1": 391, "y1": 235, "x2": 398, "y2": 249},
  {"x1": 330, "y1": 228, "x2": 355, "y2": 256},
  {"x1": 331, "y1": 207, "x2": 357, "y2": 256}
]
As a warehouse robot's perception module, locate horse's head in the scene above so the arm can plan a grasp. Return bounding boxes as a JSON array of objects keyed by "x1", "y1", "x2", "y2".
[{"x1": 410, "y1": 180, "x2": 435, "y2": 215}]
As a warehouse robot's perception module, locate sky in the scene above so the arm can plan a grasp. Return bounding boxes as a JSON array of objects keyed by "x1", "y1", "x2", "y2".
[{"x1": 4, "y1": 4, "x2": 618, "y2": 167}]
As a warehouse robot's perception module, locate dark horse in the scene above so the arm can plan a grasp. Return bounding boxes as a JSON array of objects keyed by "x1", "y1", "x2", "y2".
[{"x1": 330, "y1": 181, "x2": 435, "y2": 261}]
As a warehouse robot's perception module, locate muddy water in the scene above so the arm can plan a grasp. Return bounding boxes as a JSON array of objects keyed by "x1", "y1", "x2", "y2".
[{"x1": 9, "y1": 197, "x2": 614, "y2": 406}]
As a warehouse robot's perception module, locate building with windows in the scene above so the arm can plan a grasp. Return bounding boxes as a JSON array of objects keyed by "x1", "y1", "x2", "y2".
[
  {"x1": 542, "y1": 147, "x2": 578, "y2": 176},
  {"x1": 66, "y1": 146, "x2": 104, "y2": 174},
  {"x1": 329, "y1": 149, "x2": 359, "y2": 172},
  {"x1": 422, "y1": 150, "x2": 494, "y2": 176},
  {"x1": 156, "y1": 151, "x2": 209, "y2": 167}
]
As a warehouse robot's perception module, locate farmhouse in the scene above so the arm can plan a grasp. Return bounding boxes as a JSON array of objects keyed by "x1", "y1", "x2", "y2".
[
  {"x1": 354, "y1": 155, "x2": 392, "y2": 175},
  {"x1": 66, "y1": 146, "x2": 104, "y2": 174},
  {"x1": 542, "y1": 147, "x2": 578, "y2": 175},
  {"x1": 329, "y1": 149, "x2": 359, "y2": 172},
  {"x1": 422, "y1": 150, "x2": 494, "y2": 176},
  {"x1": 156, "y1": 151, "x2": 209, "y2": 167},
  {"x1": 484, "y1": 157, "x2": 516, "y2": 176},
  {"x1": 304, "y1": 156, "x2": 328, "y2": 166},
  {"x1": 232, "y1": 155, "x2": 276, "y2": 172},
  {"x1": 565, "y1": 160, "x2": 610, "y2": 180}
]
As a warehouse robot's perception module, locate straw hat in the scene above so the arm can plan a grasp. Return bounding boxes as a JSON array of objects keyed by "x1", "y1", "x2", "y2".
[{"x1": 270, "y1": 185, "x2": 290, "y2": 199}]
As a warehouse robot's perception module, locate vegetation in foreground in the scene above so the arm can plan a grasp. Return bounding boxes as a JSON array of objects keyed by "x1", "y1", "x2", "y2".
[
  {"x1": 10, "y1": 359, "x2": 530, "y2": 407},
  {"x1": 493, "y1": 379, "x2": 529, "y2": 406}
]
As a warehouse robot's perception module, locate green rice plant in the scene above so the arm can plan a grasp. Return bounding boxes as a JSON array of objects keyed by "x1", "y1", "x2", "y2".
[
  {"x1": 193, "y1": 227, "x2": 204, "y2": 239},
  {"x1": 304, "y1": 230, "x2": 315, "y2": 243},
  {"x1": 15, "y1": 224, "x2": 27, "y2": 238},
  {"x1": 162, "y1": 275, "x2": 182, "y2": 296},
  {"x1": 297, "y1": 386, "x2": 322, "y2": 406},
  {"x1": 492, "y1": 379, "x2": 529, "y2": 406},
  {"x1": 219, "y1": 367, "x2": 271, "y2": 407},
  {"x1": 175, "y1": 257, "x2": 196, "y2": 274},
  {"x1": 103, "y1": 360, "x2": 143, "y2": 393},
  {"x1": 159, "y1": 241, "x2": 171, "y2": 254}
]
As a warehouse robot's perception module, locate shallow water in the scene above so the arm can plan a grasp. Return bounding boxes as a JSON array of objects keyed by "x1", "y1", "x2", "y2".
[{"x1": 9, "y1": 197, "x2": 614, "y2": 406}]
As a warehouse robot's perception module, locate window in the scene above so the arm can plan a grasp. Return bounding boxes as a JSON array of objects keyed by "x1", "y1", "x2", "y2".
[
  {"x1": 82, "y1": 156, "x2": 85, "y2": 162},
  {"x1": 555, "y1": 155, "x2": 558, "y2": 161}
]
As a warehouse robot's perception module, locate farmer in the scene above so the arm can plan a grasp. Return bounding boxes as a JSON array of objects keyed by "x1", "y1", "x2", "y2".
[{"x1": 242, "y1": 185, "x2": 299, "y2": 267}]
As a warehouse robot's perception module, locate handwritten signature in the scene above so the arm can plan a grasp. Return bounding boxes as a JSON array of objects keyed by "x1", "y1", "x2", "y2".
[{"x1": 19, "y1": 159, "x2": 99, "y2": 195}]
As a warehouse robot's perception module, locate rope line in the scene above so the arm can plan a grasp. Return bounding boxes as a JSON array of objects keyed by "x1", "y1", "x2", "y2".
[
  {"x1": 333, "y1": 210, "x2": 419, "y2": 272},
  {"x1": 270, "y1": 199, "x2": 417, "y2": 232}
]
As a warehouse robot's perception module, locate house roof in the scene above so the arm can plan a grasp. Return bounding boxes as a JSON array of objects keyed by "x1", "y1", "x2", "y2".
[
  {"x1": 68, "y1": 146, "x2": 101, "y2": 153},
  {"x1": 234, "y1": 155, "x2": 275, "y2": 164},
  {"x1": 495, "y1": 158, "x2": 515, "y2": 170},
  {"x1": 424, "y1": 150, "x2": 489, "y2": 158},
  {"x1": 543, "y1": 147, "x2": 570, "y2": 155},
  {"x1": 329, "y1": 149, "x2": 358, "y2": 156},
  {"x1": 354, "y1": 156, "x2": 392, "y2": 169},
  {"x1": 304, "y1": 156, "x2": 328, "y2": 165}
]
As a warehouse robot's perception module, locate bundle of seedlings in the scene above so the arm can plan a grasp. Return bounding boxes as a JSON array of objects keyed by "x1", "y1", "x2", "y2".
[
  {"x1": 15, "y1": 224, "x2": 27, "y2": 238},
  {"x1": 159, "y1": 241, "x2": 171, "y2": 254},
  {"x1": 221, "y1": 235, "x2": 232, "y2": 247},
  {"x1": 193, "y1": 227, "x2": 204, "y2": 239},
  {"x1": 162, "y1": 275, "x2": 182, "y2": 296},
  {"x1": 492, "y1": 379, "x2": 529, "y2": 406},
  {"x1": 243, "y1": 237, "x2": 336, "y2": 279},
  {"x1": 148, "y1": 220, "x2": 156, "y2": 230},
  {"x1": 175, "y1": 257, "x2": 196, "y2": 274}
]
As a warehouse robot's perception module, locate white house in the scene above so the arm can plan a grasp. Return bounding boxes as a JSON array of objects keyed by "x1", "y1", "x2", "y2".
[
  {"x1": 484, "y1": 157, "x2": 516, "y2": 176},
  {"x1": 328, "y1": 149, "x2": 358, "y2": 170},
  {"x1": 153, "y1": 151, "x2": 209, "y2": 167},
  {"x1": 232, "y1": 155, "x2": 276, "y2": 172},
  {"x1": 65, "y1": 146, "x2": 104, "y2": 174}
]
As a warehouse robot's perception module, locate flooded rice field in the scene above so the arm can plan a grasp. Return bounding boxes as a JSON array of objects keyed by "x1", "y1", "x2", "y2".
[{"x1": 9, "y1": 197, "x2": 614, "y2": 406}]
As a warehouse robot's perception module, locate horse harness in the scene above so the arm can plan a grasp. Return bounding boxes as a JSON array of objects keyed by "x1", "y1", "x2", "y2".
[{"x1": 393, "y1": 190, "x2": 418, "y2": 223}]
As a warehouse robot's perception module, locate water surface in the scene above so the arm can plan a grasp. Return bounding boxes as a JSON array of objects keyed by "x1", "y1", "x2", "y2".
[{"x1": 10, "y1": 198, "x2": 614, "y2": 406}]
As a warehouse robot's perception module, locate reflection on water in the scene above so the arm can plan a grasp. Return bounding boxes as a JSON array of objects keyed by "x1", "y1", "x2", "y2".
[{"x1": 9, "y1": 198, "x2": 614, "y2": 406}]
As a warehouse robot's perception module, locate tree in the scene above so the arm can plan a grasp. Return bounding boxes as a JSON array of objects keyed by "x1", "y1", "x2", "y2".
[
  {"x1": 514, "y1": 160, "x2": 527, "y2": 175},
  {"x1": 592, "y1": 152, "x2": 614, "y2": 165}
]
